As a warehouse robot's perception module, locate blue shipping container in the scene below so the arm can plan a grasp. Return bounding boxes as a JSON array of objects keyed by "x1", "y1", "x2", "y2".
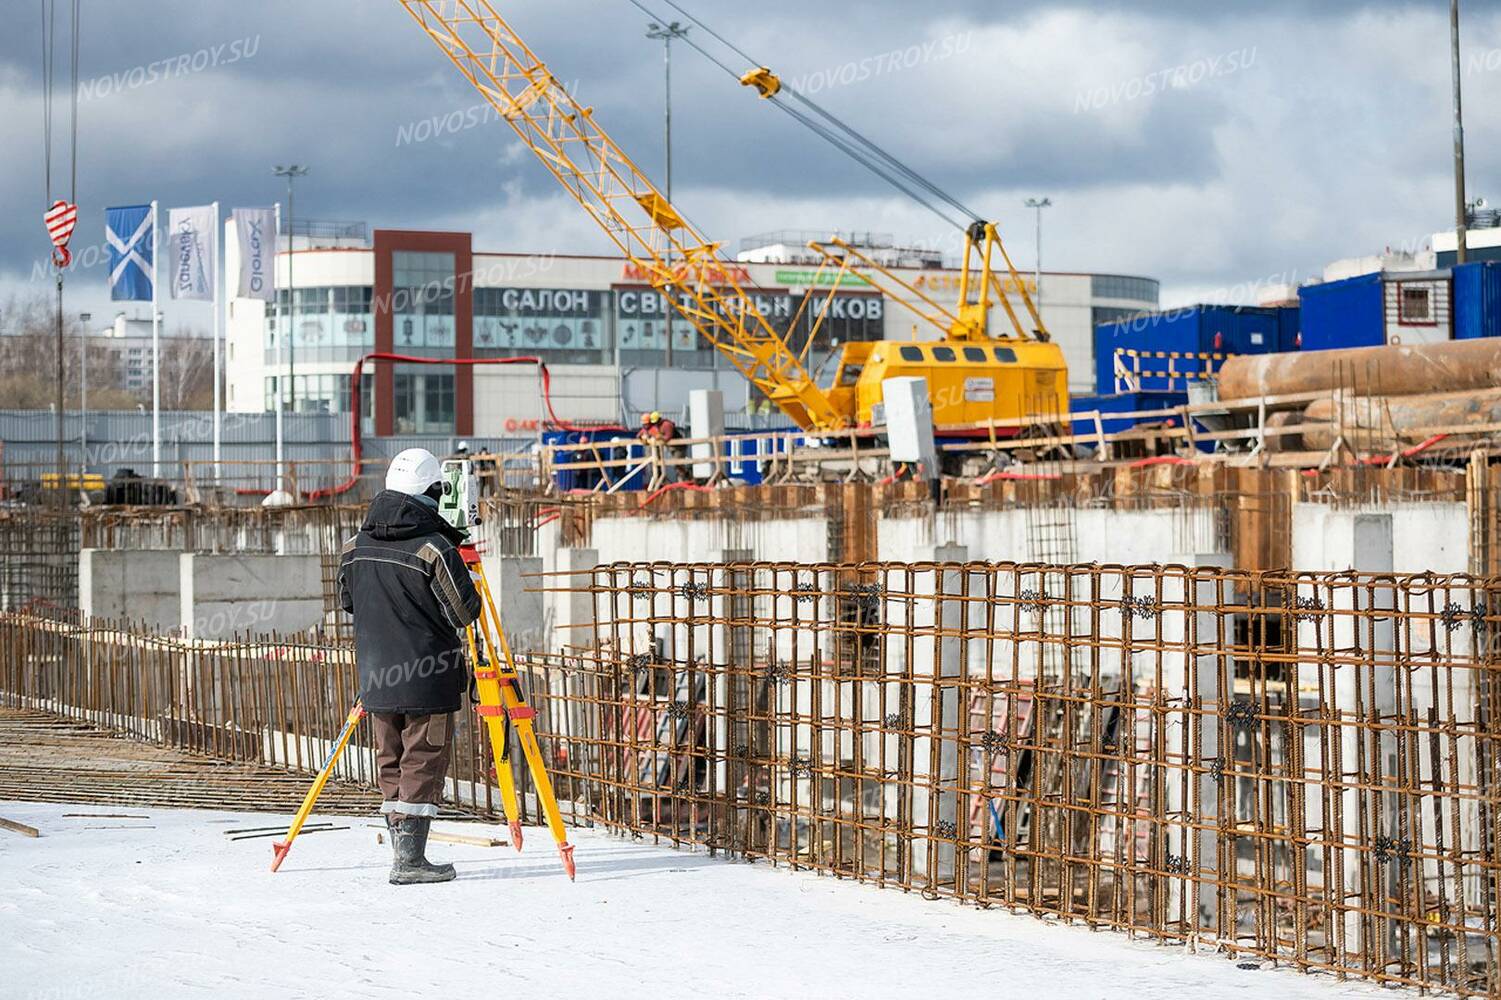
[
  {"x1": 1092, "y1": 306, "x2": 1281, "y2": 395},
  {"x1": 1453, "y1": 261, "x2": 1501, "y2": 340},
  {"x1": 1298, "y1": 273, "x2": 1384, "y2": 351}
]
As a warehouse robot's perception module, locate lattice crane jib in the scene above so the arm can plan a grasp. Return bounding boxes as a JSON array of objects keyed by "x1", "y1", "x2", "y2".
[{"x1": 396, "y1": 0, "x2": 846, "y2": 430}]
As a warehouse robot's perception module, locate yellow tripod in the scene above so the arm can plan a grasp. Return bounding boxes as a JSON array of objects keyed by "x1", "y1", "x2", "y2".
[{"x1": 271, "y1": 550, "x2": 576, "y2": 880}]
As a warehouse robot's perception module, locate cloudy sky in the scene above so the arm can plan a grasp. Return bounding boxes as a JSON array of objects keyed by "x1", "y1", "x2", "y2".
[{"x1": 2, "y1": 0, "x2": 1499, "y2": 328}]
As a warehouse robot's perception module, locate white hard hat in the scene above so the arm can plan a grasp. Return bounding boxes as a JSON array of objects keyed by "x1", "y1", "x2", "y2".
[{"x1": 386, "y1": 447, "x2": 442, "y2": 495}]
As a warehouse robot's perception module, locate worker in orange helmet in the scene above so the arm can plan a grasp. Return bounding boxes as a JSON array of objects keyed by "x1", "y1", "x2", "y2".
[
  {"x1": 637, "y1": 410, "x2": 680, "y2": 483},
  {"x1": 637, "y1": 410, "x2": 678, "y2": 444}
]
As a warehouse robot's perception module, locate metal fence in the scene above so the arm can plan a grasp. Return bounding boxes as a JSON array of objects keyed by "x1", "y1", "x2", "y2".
[
  {"x1": 546, "y1": 561, "x2": 1500, "y2": 997},
  {"x1": 2, "y1": 559, "x2": 1497, "y2": 997}
]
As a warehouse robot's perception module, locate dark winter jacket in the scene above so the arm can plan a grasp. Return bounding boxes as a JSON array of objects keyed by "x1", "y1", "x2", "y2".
[{"x1": 338, "y1": 490, "x2": 483, "y2": 714}]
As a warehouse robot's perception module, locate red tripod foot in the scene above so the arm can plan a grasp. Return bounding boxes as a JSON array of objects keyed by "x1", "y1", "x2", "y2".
[
  {"x1": 558, "y1": 841, "x2": 576, "y2": 881},
  {"x1": 270, "y1": 841, "x2": 291, "y2": 873},
  {"x1": 509, "y1": 820, "x2": 524, "y2": 853}
]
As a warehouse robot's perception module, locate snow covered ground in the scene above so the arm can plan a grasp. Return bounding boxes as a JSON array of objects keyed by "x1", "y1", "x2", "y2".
[{"x1": 2, "y1": 800, "x2": 1389, "y2": 1000}]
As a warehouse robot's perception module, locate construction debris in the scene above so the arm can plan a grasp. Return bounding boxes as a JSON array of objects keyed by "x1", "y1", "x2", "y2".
[{"x1": 0, "y1": 816, "x2": 40, "y2": 838}]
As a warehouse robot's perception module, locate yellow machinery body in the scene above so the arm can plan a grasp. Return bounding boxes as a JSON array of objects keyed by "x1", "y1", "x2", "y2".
[{"x1": 805, "y1": 338, "x2": 1069, "y2": 433}]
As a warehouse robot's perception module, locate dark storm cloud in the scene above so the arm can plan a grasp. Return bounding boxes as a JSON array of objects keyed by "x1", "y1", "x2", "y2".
[{"x1": 0, "y1": 0, "x2": 1495, "y2": 312}]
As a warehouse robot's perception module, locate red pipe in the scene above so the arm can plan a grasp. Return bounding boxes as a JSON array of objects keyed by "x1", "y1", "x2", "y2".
[
  {"x1": 1358, "y1": 433, "x2": 1449, "y2": 466},
  {"x1": 1302, "y1": 433, "x2": 1452, "y2": 477},
  {"x1": 1127, "y1": 455, "x2": 1195, "y2": 469},
  {"x1": 636, "y1": 481, "x2": 713, "y2": 508},
  {"x1": 250, "y1": 352, "x2": 625, "y2": 501},
  {"x1": 975, "y1": 470, "x2": 1063, "y2": 484}
]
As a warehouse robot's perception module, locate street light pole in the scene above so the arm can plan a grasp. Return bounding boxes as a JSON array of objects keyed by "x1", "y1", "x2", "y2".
[
  {"x1": 646, "y1": 21, "x2": 688, "y2": 368},
  {"x1": 79, "y1": 311, "x2": 91, "y2": 468},
  {"x1": 1451, "y1": 0, "x2": 1468, "y2": 265},
  {"x1": 1024, "y1": 197, "x2": 1052, "y2": 326},
  {"x1": 273, "y1": 164, "x2": 309, "y2": 413}
]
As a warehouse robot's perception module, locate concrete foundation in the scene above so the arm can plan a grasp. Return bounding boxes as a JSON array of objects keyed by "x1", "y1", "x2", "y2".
[
  {"x1": 179, "y1": 553, "x2": 324, "y2": 639},
  {"x1": 79, "y1": 549, "x2": 181, "y2": 629}
]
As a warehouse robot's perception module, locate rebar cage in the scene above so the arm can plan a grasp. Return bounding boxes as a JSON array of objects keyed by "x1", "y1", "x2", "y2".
[{"x1": 533, "y1": 560, "x2": 1500, "y2": 996}]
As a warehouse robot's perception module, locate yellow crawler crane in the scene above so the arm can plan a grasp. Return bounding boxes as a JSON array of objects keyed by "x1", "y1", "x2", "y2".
[{"x1": 395, "y1": 0, "x2": 1068, "y2": 435}]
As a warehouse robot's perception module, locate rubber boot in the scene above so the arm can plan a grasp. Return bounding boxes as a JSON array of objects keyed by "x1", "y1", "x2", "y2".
[
  {"x1": 389, "y1": 816, "x2": 456, "y2": 885},
  {"x1": 384, "y1": 813, "x2": 399, "y2": 861}
]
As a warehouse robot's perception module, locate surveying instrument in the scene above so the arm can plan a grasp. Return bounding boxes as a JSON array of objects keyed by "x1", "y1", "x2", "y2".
[{"x1": 271, "y1": 460, "x2": 577, "y2": 879}]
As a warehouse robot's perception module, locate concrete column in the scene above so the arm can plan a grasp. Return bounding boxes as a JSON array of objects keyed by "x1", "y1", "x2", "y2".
[
  {"x1": 80, "y1": 549, "x2": 181, "y2": 628},
  {"x1": 908, "y1": 544, "x2": 966, "y2": 885},
  {"x1": 689, "y1": 389, "x2": 725, "y2": 480},
  {"x1": 488, "y1": 556, "x2": 545, "y2": 654},
  {"x1": 1157, "y1": 554, "x2": 1230, "y2": 934},
  {"x1": 552, "y1": 548, "x2": 599, "y2": 656}
]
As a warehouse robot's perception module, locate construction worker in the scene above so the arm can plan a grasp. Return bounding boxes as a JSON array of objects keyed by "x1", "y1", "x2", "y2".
[
  {"x1": 338, "y1": 447, "x2": 483, "y2": 885},
  {"x1": 637, "y1": 410, "x2": 678, "y2": 443},
  {"x1": 637, "y1": 410, "x2": 680, "y2": 483}
]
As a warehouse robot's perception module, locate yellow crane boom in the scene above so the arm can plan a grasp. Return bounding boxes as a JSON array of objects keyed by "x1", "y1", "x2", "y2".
[{"x1": 396, "y1": 0, "x2": 846, "y2": 429}]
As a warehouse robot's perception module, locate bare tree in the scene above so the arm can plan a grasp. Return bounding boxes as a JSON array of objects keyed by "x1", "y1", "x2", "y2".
[{"x1": 157, "y1": 325, "x2": 216, "y2": 410}]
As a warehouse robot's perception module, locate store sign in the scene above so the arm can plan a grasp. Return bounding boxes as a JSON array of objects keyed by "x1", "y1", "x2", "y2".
[
  {"x1": 496, "y1": 287, "x2": 600, "y2": 316},
  {"x1": 774, "y1": 268, "x2": 872, "y2": 287},
  {"x1": 620, "y1": 261, "x2": 751, "y2": 286},
  {"x1": 914, "y1": 272, "x2": 1034, "y2": 296},
  {"x1": 474, "y1": 287, "x2": 605, "y2": 351},
  {"x1": 615, "y1": 287, "x2": 883, "y2": 351}
]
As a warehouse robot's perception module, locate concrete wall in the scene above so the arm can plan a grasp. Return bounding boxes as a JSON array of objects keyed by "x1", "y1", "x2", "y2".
[
  {"x1": 79, "y1": 549, "x2": 181, "y2": 629},
  {"x1": 1292, "y1": 502, "x2": 1468, "y2": 573},
  {"x1": 179, "y1": 553, "x2": 324, "y2": 639},
  {"x1": 879, "y1": 506, "x2": 1225, "y2": 565}
]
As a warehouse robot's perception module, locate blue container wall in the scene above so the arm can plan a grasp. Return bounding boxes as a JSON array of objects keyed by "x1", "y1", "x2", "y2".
[
  {"x1": 1299, "y1": 274, "x2": 1384, "y2": 351},
  {"x1": 1093, "y1": 306, "x2": 1281, "y2": 394},
  {"x1": 1201, "y1": 306, "x2": 1279, "y2": 357},
  {"x1": 1454, "y1": 261, "x2": 1501, "y2": 340},
  {"x1": 1275, "y1": 305, "x2": 1302, "y2": 352}
]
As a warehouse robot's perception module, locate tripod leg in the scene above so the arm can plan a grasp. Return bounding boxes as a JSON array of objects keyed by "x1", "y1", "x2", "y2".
[
  {"x1": 471, "y1": 562, "x2": 577, "y2": 879},
  {"x1": 272, "y1": 701, "x2": 365, "y2": 872},
  {"x1": 468, "y1": 616, "x2": 525, "y2": 852}
]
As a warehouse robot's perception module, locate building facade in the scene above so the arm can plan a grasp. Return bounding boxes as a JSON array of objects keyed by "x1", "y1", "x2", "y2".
[{"x1": 225, "y1": 226, "x2": 1158, "y2": 435}]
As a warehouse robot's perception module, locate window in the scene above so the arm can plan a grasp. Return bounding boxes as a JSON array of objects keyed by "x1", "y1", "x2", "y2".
[
  {"x1": 962, "y1": 347, "x2": 986, "y2": 362},
  {"x1": 394, "y1": 371, "x2": 455, "y2": 433},
  {"x1": 1091, "y1": 274, "x2": 1161, "y2": 305},
  {"x1": 265, "y1": 285, "x2": 374, "y2": 364},
  {"x1": 899, "y1": 346, "x2": 923, "y2": 362},
  {"x1": 838, "y1": 362, "x2": 863, "y2": 387},
  {"x1": 1399, "y1": 284, "x2": 1434, "y2": 324},
  {"x1": 262, "y1": 373, "x2": 372, "y2": 416},
  {"x1": 932, "y1": 346, "x2": 956, "y2": 362},
  {"x1": 992, "y1": 346, "x2": 1017, "y2": 363},
  {"x1": 392, "y1": 252, "x2": 456, "y2": 355}
]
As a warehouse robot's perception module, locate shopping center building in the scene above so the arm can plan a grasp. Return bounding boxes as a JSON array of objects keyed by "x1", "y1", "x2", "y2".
[{"x1": 225, "y1": 224, "x2": 1159, "y2": 437}]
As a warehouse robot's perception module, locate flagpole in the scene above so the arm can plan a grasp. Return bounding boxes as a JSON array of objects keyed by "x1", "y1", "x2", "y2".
[
  {"x1": 273, "y1": 202, "x2": 285, "y2": 497},
  {"x1": 151, "y1": 199, "x2": 161, "y2": 479},
  {"x1": 212, "y1": 200, "x2": 222, "y2": 487}
]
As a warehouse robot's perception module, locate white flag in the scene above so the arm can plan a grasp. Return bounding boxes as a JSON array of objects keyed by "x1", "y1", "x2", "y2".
[
  {"x1": 166, "y1": 205, "x2": 216, "y2": 300},
  {"x1": 232, "y1": 206, "x2": 277, "y2": 301}
]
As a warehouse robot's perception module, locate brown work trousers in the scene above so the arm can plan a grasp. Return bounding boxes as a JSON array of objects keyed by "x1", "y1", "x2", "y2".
[{"x1": 372, "y1": 711, "x2": 453, "y2": 818}]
